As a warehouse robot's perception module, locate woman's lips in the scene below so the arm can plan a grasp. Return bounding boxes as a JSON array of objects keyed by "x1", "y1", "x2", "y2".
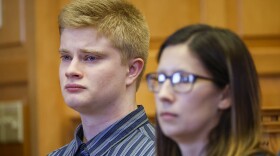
[{"x1": 160, "y1": 112, "x2": 178, "y2": 121}]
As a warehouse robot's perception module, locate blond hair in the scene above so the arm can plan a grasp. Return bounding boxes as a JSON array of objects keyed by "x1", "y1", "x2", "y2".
[{"x1": 58, "y1": 0, "x2": 150, "y2": 89}]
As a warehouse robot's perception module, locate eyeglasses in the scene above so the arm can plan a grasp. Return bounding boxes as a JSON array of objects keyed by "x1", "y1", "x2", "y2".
[{"x1": 146, "y1": 71, "x2": 214, "y2": 93}]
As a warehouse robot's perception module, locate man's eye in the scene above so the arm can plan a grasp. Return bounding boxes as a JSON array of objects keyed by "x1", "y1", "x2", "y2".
[
  {"x1": 60, "y1": 55, "x2": 72, "y2": 61},
  {"x1": 84, "y1": 56, "x2": 97, "y2": 62}
]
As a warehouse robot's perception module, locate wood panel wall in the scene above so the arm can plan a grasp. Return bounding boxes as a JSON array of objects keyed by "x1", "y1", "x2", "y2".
[
  {"x1": 0, "y1": 0, "x2": 279, "y2": 155},
  {"x1": 0, "y1": 0, "x2": 33, "y2": 155}
]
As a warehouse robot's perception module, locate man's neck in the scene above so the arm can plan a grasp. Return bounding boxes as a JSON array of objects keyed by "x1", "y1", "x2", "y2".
[{"x1": 80, "y1": 103, "x2": 137, "y2": 142}]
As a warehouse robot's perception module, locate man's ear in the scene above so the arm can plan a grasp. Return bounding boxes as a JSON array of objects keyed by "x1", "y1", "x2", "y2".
[
  {"x1": 126, "y1": 58, "x2": 144, "y2": 86},
  {"x1": 218, "y1": 85, "x2": 232, "y2": 110}
]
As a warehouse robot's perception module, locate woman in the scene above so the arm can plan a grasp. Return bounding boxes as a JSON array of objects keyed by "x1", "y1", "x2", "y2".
[{"x1": 146, "y1": 24, "x2": 274, "y2": 156}]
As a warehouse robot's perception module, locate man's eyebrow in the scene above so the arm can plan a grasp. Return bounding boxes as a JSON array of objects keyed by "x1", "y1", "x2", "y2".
[
  {"x1": 58, "y1": 48, "x2": 105, "y2": 56},
  {"x1": 58, "y1": 48, "x2": 69, "y2": 53},
  {"x1": 81, "y1": 49, "x2": 105, "y2": 55}
]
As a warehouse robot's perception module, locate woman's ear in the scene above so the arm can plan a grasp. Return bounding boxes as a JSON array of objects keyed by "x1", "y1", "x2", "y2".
[
  {"x1": 126, "y1": 58, "x2": 144, "y2": 86},
  {"x1": 218, "y1": 85, "x2": 232, "y2": 110}
]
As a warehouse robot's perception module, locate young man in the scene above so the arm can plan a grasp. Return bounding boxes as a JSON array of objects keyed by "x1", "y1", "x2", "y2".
[{"x1": 48, "y1": 0, "x2": 155, "y2": 155}]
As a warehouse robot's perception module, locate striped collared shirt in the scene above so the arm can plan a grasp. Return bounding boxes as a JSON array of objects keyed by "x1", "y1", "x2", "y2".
[{"x1": 48, "y1": 105, "x2": 155, "y2": 156}]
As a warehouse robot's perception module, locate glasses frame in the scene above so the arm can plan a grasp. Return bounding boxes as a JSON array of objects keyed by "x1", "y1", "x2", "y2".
[{"x1": 146, "y1": 71, "x2": 214, "y2": 93}]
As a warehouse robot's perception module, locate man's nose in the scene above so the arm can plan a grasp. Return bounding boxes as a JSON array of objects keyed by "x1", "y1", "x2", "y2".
[{"x1": 65, "y1": 59, "x2": 83, "y2": 79}]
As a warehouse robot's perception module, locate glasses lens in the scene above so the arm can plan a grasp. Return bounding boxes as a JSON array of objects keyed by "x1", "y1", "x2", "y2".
[
  {"x1": 172, "y1": 72, "x2": 181, "y2": 83},
  {"x1": 173, "y1": 73, "x2": 193, "y2": 92},
  {"x1": 147, "y1": 72, "x2": 195, "y2": 93},
  {"x1": 158, "y1": 74, "x2": 166, "y2": 83},
  {"x1": 147, "y1": 73, "x2": 160, "y2": 92}
]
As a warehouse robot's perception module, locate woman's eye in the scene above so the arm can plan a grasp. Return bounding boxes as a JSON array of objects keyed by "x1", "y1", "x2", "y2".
[
  {"x1": 84, "y1": 56, "x2": 97, "y2": 62},
  {"x1": 60, "y1": 55, "x2": 72, "y2": 61}
]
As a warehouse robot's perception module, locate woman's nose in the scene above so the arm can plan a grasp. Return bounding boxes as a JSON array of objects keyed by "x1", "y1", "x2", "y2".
[{"x1": 157, "y1": 80, "x2": 175, "y2": 104}]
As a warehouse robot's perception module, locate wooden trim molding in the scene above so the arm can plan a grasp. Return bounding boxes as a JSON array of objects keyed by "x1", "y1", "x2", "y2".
[
  {"x1": 262, "y1": 107, "x2": 280, "y2": 133},
  {"x1": 0, "y1": 0, "x2": 25, "y2": 48}
]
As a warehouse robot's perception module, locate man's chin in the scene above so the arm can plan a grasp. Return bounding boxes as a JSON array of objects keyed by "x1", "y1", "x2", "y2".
[{"x1": 65, "y1": 99, "x2": 83, "y2": 108}]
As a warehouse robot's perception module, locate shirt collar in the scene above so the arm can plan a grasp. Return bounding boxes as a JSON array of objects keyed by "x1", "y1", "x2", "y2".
[{"x1": 67, "y1": 105, "x2": 149, "y2": 155}]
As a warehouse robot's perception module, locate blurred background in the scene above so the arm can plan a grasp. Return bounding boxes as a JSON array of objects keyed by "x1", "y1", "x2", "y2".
[{"x1": 0, "y1": 0, "x2": 279, "y2": 155}]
